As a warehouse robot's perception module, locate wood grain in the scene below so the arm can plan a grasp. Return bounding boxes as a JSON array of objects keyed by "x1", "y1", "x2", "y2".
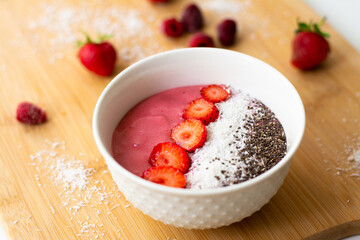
[
  {"x1": 1, "y1": 0, "x2": 360, "y2": 239},
  {"x1": 304, "y1": 220, "x2": 360, "y2": 240}
]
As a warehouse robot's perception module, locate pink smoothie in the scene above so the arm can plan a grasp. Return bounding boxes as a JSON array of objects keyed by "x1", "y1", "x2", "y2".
[{"x1": 111, "y1": 85, "x2": 203, "y2": 176}]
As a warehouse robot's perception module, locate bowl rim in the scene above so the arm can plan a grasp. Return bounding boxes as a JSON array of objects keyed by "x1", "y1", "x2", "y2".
[{"x1": 93, "y1": 48, "x2": 306, "y2": 196}]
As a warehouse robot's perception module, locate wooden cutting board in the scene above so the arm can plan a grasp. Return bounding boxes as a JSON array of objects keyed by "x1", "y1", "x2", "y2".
[{"x1": 1, "y1": 0, "x2": 360, "y2": 239}]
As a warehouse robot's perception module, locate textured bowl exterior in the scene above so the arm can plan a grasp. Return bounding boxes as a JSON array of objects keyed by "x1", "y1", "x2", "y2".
[
  {"x1": 107, "y1": 158, "x2": 291, "y2": 229},
  {"x1": 93, "y1": 48, "x2": 305, "y2": 229}
]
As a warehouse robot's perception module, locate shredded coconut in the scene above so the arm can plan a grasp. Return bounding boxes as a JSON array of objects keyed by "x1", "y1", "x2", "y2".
[
  {"x1": 28, "y1": 139, "x2": 129, "y2": 238},
  {"x1": 24, "y1": 2, "x2": 162, "y2": 64},
  {"x1": 186, "y1": 91, "x2": 252, "y2": 189},
  {"x1": 18, "y1": 0, "x2": 257, "y2": 66},
  {"x1": 52, "y1": 157, "x2": 92, "y2": 190},
  {"x1": 323, "y1": 129, "x2": 360, "y2": 179},
  {"x1": 203, "y1": 0, "x2": 251, "y2": 15},
  {"x1": 186, "y1": 89, "x2": 286, "y2": 189},
  {"x1": 348, "y1": 149, "x2": 360, "y2": 163}
]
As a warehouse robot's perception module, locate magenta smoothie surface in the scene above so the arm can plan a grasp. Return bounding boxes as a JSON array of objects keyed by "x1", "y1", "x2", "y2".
[
  {"x1": 111, "y1": 85, "x2": 287, "y2": 189},
  {"x1": 111, "y1": 85, "x2": 203, "y2": 177}
]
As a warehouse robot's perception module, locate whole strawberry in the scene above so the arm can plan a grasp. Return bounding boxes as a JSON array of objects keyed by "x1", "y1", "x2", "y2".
[
  {"x1": 291, "y1": 18, "x2": 330, "y2": 70},
  {"x1": 78, "y1": 34, "x2": 117, "y2": 76}
]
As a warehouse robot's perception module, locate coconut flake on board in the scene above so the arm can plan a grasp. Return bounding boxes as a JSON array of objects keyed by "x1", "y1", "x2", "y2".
[
  {"x1": 24, "y1": 2, "x2": 162, "y2": 64},
  {"x1": 28, "y1": 139, "x2": 129, "y2": 238},
  {"x1": 322, "y1": 132, "x2": 360, "y2": 179},
  {"x1": 202, "y1": 0, "x2": 252, "y2": 15},
  {"x1": 348, "y1": 149, "x2": 360, "y2": 163}
]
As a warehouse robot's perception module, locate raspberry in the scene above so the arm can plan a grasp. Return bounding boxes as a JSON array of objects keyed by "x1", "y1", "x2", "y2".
[
  {"x1": 181, "y1": 4, "x2": 203, "y2": 32},
  {"x1": 217, "y1": 19, "x2": 237, "y2": 46},
  {"x1": 161, "y1": 18, "x2": 184, "y2": 38},
  {"x1": 16, "y1": 102, "x2": 47, "y2": 125},
  {"x1": 189, "y1": 33, "x2": 214, "y2": 47}
]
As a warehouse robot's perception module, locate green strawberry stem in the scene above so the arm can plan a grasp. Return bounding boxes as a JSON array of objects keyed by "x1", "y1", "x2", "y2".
[
  {"x1": 295, "y1": 17, "x2": 330, "y2": 37},
  {"x1": 77, "y1": 31, "x2": 113, "y2": 48}
]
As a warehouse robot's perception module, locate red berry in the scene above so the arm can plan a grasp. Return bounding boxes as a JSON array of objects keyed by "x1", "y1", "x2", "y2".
[
  {"x1": 183, "y1": 98, "x2": 219, "y2": 125},
  {"x1": 200, "y1": 85, "x2": 229, "y2": 103},
  {"x1": 78, "y1": 35, "x2": 117, "y2": 76},
  {"x1": 291, "y1": 32, "x2": 329, "y2": 70},
  {"x1": 291, "y1": 18, "x2": 330, "y2": 70},
  {"x1": 171, "y1": 119, "x2": 207, "y2": 152},
  {"x1": 217, "y1": 19, "x2": 237, "y2": 46},
  {"x1": 142, "y1": 166, "x2": 186, "y2": 188},
  {"x1": 181, "y1": 4, "x2": 203, "y2": 32},
  {"x1": 189, "y1": 33, "x2": 214, "y2": 47},
  {"x1": 161, "y1": 18, "x2": 184, "y2": 38},
  {"x1": 149, "y1": 142, "x2": 190, "y2": 173},
  {"x1": 16, "y1": 102, "x2": 47, "y2": 125}
]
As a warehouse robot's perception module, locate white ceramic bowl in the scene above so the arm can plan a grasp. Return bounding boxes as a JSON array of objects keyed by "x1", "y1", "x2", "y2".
[{"x1": 93, "y1": 48, "x2": 305, "y2": 229}]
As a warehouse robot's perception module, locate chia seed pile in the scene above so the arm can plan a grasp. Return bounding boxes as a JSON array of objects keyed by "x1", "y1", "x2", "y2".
[{"x1": 186, "y1": 89, "x2": 287, "y2": 189}]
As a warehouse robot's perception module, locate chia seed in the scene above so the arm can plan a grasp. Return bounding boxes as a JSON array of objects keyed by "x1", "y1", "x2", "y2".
[{"x1": 185, "y1": 89, "x2": 287, "y2": 189}]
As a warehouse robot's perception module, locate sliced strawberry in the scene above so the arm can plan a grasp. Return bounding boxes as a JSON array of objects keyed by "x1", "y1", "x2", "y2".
[
  {"x1": 171, "y1": 119, "x2": 207, "y2": 152},
  {"x1": 183, "y1": 98, "x2": 219, "y2": 125},
  {"x1": 149, "y1": 142, "x2": 190, "y2": 173},
  {"x1": 142, "y1": 166, "x2": 186, "y2": 188},
  {"x1": 200, "y1": 84, "x2": 229, "y2": 103}
]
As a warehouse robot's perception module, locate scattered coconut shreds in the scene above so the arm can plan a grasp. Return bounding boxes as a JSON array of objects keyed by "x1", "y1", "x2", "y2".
[
  {"x1": 16, "y1": 0, "x2": 259, "y2": 66},
  {"x1": 23, "y1": 2, "x2": 163, "y2": 65},
  {"x1": 318, "y1": 131, "x2": 360, "y2": 179},
  {"x1": 203, "y1": 0, "x2": 251, "y2": 16},
  {"x1": 52, "y1": 157, "x2": 92, "y2": 190},
  {"x1": 348, "y1": 149, "x2": 360, "y2": 163},
  {"x1": 336, "y1": 133, "x2": 360, "y2": 178},
  {"x1": 50, "y1": 206, "x2": 55, "y2": 215},
  {"x1": 28, "y1": 139, "x2": 126, "y2": 238}
]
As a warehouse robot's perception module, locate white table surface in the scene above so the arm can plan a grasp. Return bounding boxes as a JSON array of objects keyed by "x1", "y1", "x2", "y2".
[
  {"x1": 304, "y1": 0, "x2": 360, "y2": 53},
  {"x1": 0, "y1": 1, "x2": 359, "y2": 239},
  {"x1": 0, "y1": 226, "x2": 7, "y2": 240}
]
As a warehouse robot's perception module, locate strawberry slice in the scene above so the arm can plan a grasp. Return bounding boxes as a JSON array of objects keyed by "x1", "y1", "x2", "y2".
[
  {"x1": 149, "y1": 142, "x2": 190, "y2": 173},
  {"x1": 171, "y1": 119, "x2": 207, "y2": 152},
  {"x1": 142, "y1": 166, "x2": 186, "y2": 188},
  {"x1": 200, "y1": 84, "x2": 229, "y2": 103},
  {"x1": 183, "y1": 98, "x2": 219, "y2": 125}
]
